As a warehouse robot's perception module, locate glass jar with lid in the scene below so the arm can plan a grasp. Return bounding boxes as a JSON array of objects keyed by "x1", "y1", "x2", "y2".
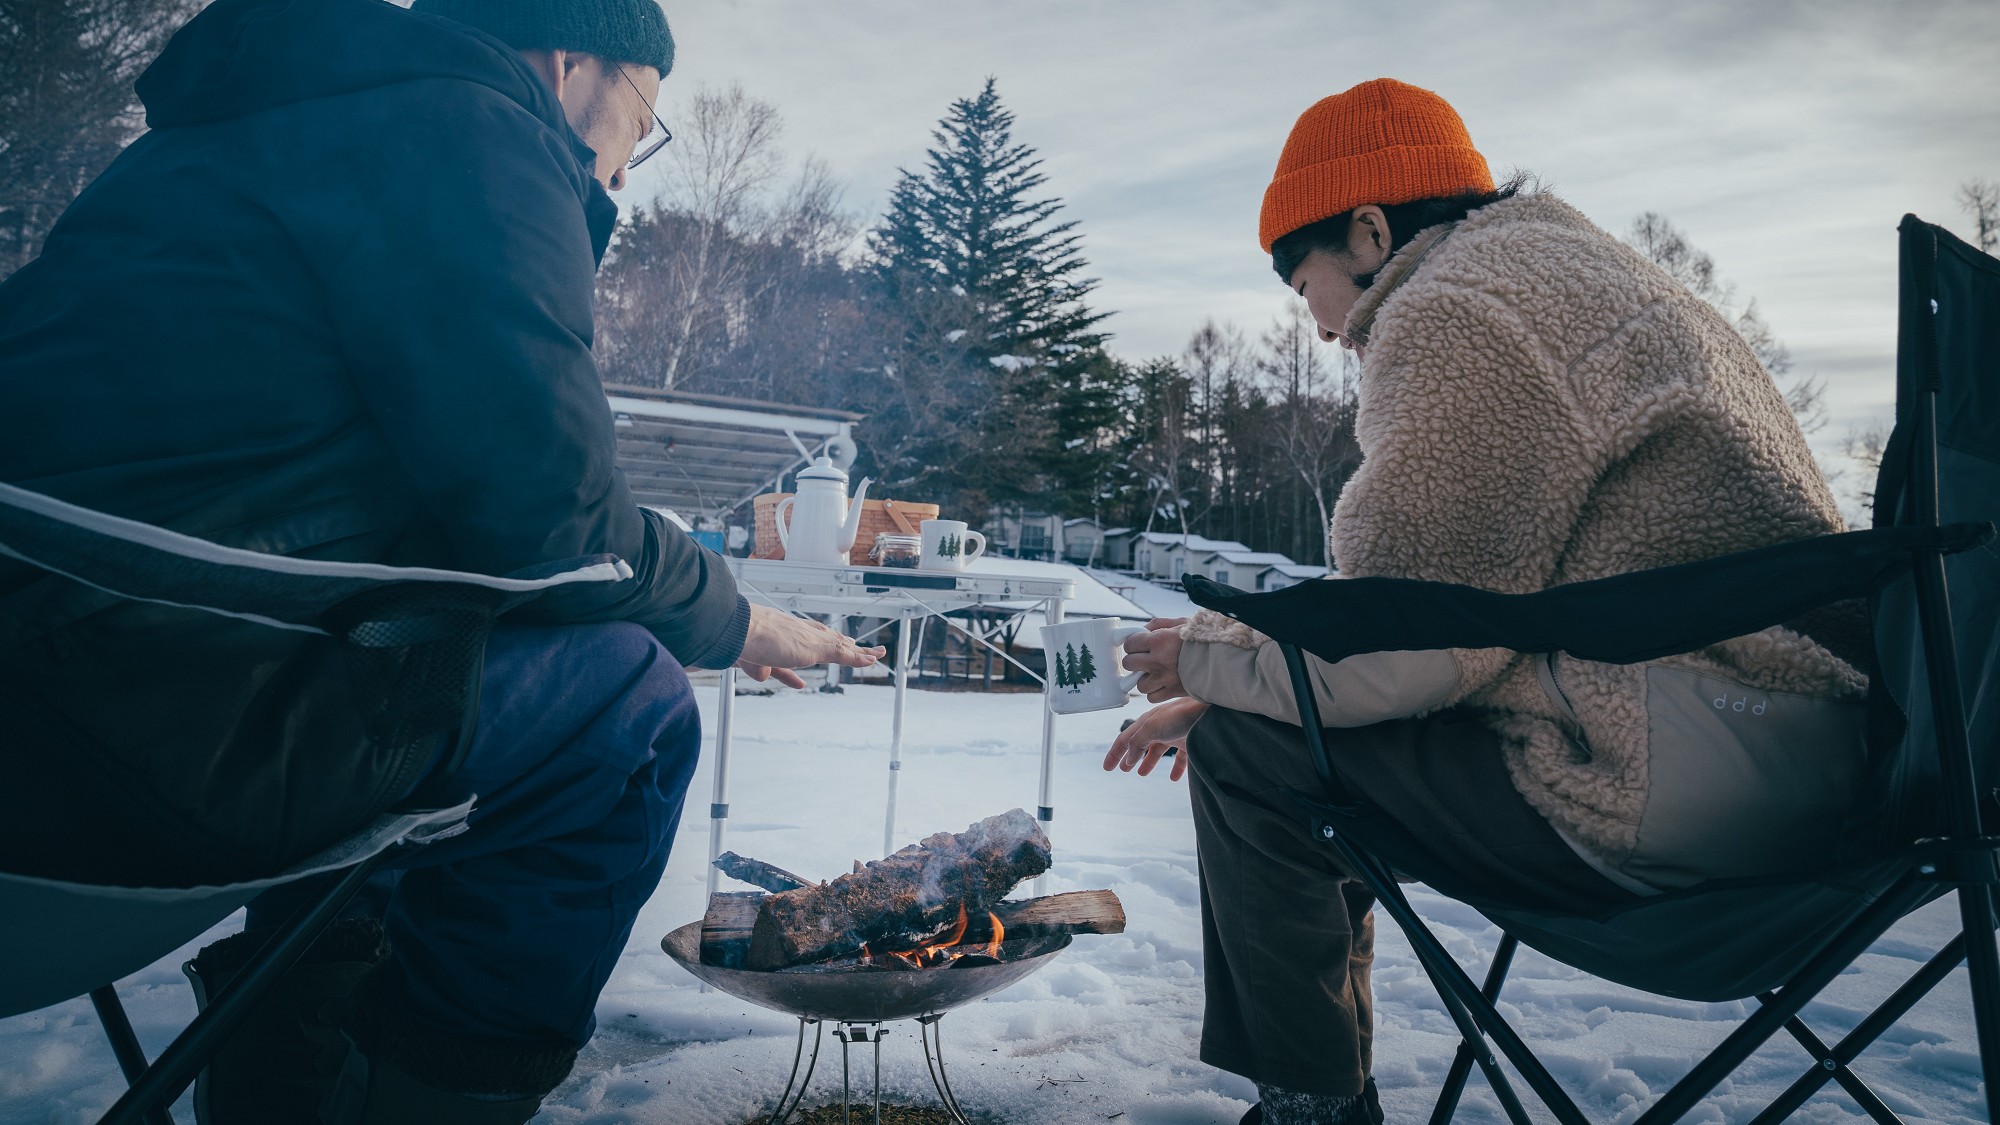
[{"x1": 869, "y1": 533, "x2": 922, "y2": 569}]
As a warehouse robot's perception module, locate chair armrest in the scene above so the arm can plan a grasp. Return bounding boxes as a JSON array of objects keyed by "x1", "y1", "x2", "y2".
[
  {"x1": 0, "y1": 480, "x2": 629, "y2": 633},
  {"x1": 1185, "y1": 523, "x2": 1992, "y2": 667}
]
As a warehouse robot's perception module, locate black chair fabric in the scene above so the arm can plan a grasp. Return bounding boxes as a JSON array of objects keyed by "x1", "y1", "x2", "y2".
[
  {"x1": 0, "y1": 480, "x2": 631, "y2": 797},
  {"x1": 1871, "y1": 217, "x2": 2000, "y2": 843},
  {"x1": 1181, "y1": 522, "x2": 1988, "y2": 670},
  {"x1": 1320, "y1": 782, "x2": 1927, "y2": 999}
]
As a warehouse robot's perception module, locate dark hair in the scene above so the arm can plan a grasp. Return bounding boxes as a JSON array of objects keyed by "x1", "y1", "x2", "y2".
[{"x1": 1270, "y1": 170, "x2": 1534, "y2": 286}]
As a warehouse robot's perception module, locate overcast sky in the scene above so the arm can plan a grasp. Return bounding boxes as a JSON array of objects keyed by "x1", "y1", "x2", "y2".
[{"x1": 630, "y1": 0, "x2": 1999, "y2": 478}]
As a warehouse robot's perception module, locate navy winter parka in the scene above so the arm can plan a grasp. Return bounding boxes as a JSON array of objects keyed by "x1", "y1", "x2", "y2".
[{"x1": 0, "y1": 0, "x2": 744, "y2": 885}]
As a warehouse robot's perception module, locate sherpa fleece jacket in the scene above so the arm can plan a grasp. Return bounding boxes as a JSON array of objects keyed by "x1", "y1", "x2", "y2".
[{"x1": 1179, "y1": 192, "x2": 1866, "y2": 887}]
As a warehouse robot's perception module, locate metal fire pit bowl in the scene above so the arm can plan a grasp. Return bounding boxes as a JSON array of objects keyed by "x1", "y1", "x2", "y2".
[
  {"x1": 662, "y1": 921, "x2": 1071, "y2": 1022},
  {"x1": 664, "y1": 922, "x2": 1075, "y2": 1123}
]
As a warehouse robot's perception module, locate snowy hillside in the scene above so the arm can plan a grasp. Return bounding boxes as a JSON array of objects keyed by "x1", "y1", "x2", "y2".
[{"x1": 1, "y1": 686, "x2": 1982, "y2": 1124}]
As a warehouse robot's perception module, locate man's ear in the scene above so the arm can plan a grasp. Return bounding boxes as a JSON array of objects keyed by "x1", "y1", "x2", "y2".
[
  {"x1": 1350, "y1": 205, "x2": 1393, "y2": 270},
  {"x1": 516, "y1": 47, "x2": 572, "y2": 99}
]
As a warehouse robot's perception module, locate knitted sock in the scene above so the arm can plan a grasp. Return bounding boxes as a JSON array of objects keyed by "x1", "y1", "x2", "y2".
[{"x1": 1256, "y1": 1083, "x2": 1366, "y2": 1125}]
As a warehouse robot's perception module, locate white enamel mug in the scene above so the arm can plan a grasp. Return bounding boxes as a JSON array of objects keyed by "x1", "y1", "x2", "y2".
[
  {"x1": 1040, "y1": 618, "x2": 1145, "y2": 714},
  {"x1": 919, "y1": 519, "x2": 988, "y2": 571}
]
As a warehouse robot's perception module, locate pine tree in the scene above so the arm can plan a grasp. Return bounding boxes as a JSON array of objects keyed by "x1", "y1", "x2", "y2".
[
  {"x1": 1075, "y1": 642, "x2": 1098, "y2": 685},
  {"x1": 1, "y1": 0, "x2": 199, "y2": 277},
  {"x1": 863, "y1": 79, "x2": 1114, "y2": 512}
]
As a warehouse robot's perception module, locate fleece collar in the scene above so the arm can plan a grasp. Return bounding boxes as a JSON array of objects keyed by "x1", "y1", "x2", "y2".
[{"x1": 1343, "y1": 220, "x2": 1458, "y2": 349}]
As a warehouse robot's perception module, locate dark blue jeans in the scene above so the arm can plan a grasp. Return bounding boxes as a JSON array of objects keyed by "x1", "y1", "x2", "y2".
[{"x1": 247, "y1": 622, "x2": 701, "y2": 1047}]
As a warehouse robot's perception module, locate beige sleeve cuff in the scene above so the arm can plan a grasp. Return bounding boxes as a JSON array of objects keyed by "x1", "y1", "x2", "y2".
[{"x1": 1179, "y1": 636, "x2": 1463, "y2": 728}]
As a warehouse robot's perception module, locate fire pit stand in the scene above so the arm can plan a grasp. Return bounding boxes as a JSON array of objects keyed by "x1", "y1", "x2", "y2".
[
  {"x1": 663, "y1": 920, "x2": 1070, "y2": 1125},
  {"x1": 763, "y1": 1016, "x2": 971, "y2": 1125},
  {"x1": 917, "y1": 1015, "x2": 972, "y2": 1124}
]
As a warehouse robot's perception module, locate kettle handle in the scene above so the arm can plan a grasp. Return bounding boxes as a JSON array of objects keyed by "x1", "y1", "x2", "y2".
[{"x1": 773, "y1": 496, "x2": 795, "y2": 553}]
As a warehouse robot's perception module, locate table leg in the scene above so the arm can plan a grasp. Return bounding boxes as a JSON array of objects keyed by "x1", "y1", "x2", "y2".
[
  {"x1": 884, "y1": 618, "x2": 911, "y2": 857},
  {"x1": 1035, "y1": 594, "x2": 1064, "y2": 897},
  {"x1": 706, "y1": 666, "x2": 738, "y2": 903}
]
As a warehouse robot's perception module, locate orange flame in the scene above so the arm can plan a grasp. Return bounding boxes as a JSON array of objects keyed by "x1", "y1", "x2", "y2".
[
  {"x1": 872, "y1": 902, "x2": 1005, "y2": 970},
  {"x1": 936, "y1": 903, "x2": 969, "y2": 948}
]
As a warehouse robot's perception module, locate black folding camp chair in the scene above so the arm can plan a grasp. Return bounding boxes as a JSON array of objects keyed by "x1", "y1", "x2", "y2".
[
  {"x1": 0, "y1": 481, "x2": 631, "y2": 1124},
  {"x1": 1183, "y1": 214, "x2": 2000, "y2": 1123}
]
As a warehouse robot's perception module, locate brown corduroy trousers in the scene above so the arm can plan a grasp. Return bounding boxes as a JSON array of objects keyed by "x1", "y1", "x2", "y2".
[{"x1": 1186, "y1": 705, "x2": 1623, "y2": 1097}]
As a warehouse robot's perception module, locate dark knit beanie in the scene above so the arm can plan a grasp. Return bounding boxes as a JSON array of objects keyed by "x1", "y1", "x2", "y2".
[{"x1": 411, "y1": 0, "x2": 675, "y2": 75}]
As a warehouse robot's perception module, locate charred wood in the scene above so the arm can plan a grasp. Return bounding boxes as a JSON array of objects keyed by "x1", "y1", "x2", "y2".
[
  {"x1": 985, "y1": 890, "x2": 1125, "y2": 939},
  {"x1": 701, "y1": 891, "x2": 763, "y2": 968},
  {"x1": 701, "y1": 888, "x2": 1123, "y2": 967},
  {"x1": 746, "y1": 810, "x2": 1051, "y2": 969},
  {"x1": 713, "y1": 851, "x2": 814, "y2": 893}
]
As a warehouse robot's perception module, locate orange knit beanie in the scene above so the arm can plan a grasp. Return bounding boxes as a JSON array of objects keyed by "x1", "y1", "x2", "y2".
[{"x1": 1259, "y1": 78, "x2": 1494, "y2": 252}]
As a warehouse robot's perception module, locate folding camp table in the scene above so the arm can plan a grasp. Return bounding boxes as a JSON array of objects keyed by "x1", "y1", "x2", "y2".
[{"x1": 704, "y1": 557, "x2": 1075, "y2": 896}]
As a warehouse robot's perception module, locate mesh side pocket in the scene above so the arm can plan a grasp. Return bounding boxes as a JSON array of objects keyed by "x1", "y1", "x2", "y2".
[{"x1": 330, "y1": 585, "x2": 501, "y2": 760}]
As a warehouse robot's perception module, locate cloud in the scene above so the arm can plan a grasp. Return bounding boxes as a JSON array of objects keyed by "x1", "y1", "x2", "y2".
[{"x1": 647, "y1": 0, "x2": 2000, "y2": 428}]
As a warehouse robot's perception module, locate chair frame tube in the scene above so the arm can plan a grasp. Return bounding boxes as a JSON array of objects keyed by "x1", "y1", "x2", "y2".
[
  {"x1": 1280, "y1": 638, "x2": 1989, "y2": 1123},
  {"x1": 86, "y1": 988, "x2": 172, "y2": 1125},
  {"x1": 96, "y1": 845, "x2": 400, "y2": 1125},
  {"x1": 1426, "y1": 934, "x2": 1519, "y2": 1125},
  {"x1": 1908, "y1": 390, "x2": 2000, "y2": 1104},
  {"x1": 1749, "y1": 935, "x2": 1967, "y2": 1125}
]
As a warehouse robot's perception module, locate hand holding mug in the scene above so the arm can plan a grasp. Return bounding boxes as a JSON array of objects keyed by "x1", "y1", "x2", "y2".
[{"x1": 1120, "y1": 618, "x2": 1188, "y2": 702}]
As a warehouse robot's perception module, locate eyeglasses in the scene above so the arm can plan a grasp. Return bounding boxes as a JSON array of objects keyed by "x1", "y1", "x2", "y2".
[{"x1": 616, "y1": 64, "x2": 673, "y2": 169}]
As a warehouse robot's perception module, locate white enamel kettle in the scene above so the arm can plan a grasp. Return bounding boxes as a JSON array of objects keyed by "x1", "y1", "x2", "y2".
[{"x1": 774, "y1": 457, "x2": 873, "y2": 566}]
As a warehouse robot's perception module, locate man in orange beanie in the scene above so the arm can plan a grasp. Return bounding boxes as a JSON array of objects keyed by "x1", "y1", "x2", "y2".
[{"x1": 1107, "y1": 78, "x2": 1863, "y2": 1125}]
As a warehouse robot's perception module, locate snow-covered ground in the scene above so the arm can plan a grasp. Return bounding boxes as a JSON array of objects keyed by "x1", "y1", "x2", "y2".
[{"x1": 1, "y1": 686, "x2": 1983, "y2": 1124}]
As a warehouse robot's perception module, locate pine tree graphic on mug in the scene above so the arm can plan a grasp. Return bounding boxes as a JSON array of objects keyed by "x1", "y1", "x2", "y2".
[
  {"x1": 1075, "y1": 642, "x2": 1098, "y2": 684},
  {"x1": 937, "y1": 533, "x2": 959, "y2": 560},
  {"x1": 1057, "y1": 642, "x2": 1080, "y2": 690}
]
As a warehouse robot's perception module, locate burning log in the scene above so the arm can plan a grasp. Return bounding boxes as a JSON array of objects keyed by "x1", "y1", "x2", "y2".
[
  {"x1": 981, "y1": 890, "x2": 1126, "y2": 940},
  {"x1": 701, "y1": 892, "x2": 764, "y2": 967},
  {"x1": 746, "y1": 810, "x2": 1052, "y2": 970},
  {"x1": 700, "y1": 889, "x2": 1124, "y2": 967},
  {"x1": 713, "y1": 851, "x2": 814, "y2": 893}
]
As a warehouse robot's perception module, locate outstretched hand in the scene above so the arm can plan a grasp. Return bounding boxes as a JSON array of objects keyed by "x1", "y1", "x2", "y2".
[
  {"x1": 1102, "y1": 697, "x2": 1210, "y2": 782},
  {"x1": 735, "y1": 604, "x2": 885, "y2": 689}
]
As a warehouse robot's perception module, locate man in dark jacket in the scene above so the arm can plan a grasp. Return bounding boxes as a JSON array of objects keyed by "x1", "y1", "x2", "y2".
[{"x1": 0, "y1": 0, "x2": 878, "y2": 1119}]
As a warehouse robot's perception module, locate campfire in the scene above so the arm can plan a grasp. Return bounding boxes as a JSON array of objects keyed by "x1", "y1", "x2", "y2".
[
  {"x1": 691, "y1": 809, "x2": 1125, "y2": 976},
  {"x1": 661, "y1": 811, "x2": 1125, "y2": 1125},
  {"x1": 860, "y1": 904, "x2": 1003, "y2": 970}
]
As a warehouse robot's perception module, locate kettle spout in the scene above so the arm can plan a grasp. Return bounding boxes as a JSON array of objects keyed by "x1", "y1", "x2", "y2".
[{"x1": 836, "y1": 477, "x2": 873, "y2": 550}]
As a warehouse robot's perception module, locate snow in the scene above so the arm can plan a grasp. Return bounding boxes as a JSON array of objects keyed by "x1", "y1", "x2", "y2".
[
  {"x1": 953, "y1": 559, "x2": 1152, "y2": 651},
  {"x1": 1131, "y1": 532, "x2": 1253, "y2": 553},
  {"x1": 1208, "y1": 551, "x2": 1297, "y2": 567},
  {"x1": 1089, "y1": 569, "x2": 1200, "y2": 621},
  {"x1": 1, "y1": 687, "x2": 1984, "y2": 1124}
]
